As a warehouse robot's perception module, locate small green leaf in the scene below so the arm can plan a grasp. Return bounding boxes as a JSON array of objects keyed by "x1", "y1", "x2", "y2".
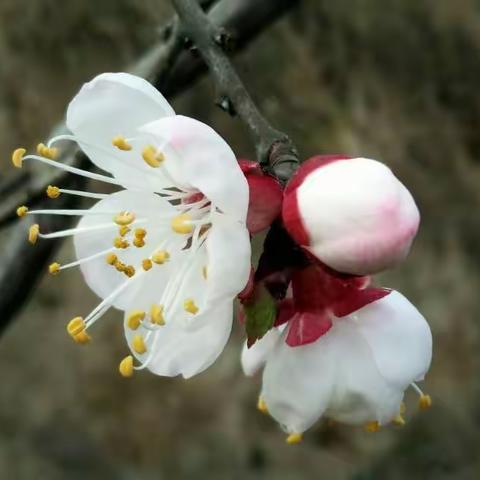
[{"x1": 244, "y1": 284, "x2": 277, "y2": 347}]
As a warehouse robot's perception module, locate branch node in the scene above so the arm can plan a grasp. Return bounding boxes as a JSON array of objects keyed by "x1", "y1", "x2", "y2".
[
  {"x1": 213, "y1": 28, "x2": 235, "y2": 52},
  {"x1": 215, "y1": 95, "x2": 236, "y2": 116}
]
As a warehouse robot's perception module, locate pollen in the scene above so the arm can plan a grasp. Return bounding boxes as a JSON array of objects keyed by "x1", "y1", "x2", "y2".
[
  {"x1": 28, "y1": 224, "x2": 39, "y2": 244},
  {"x1": 112, "y1": 135, "x2": 132, "y2": 151},
  {"x1": 124, "y1": 265, "x2": 136, "y2": 277},
  {"x1": 132, "y1": 334, "x2": 147, "y2": 354},
  {"x1": 16, "y1": 205, "x2": 28, "y2": 217},
  {"x1": 142, "y1": 145, "x2": 165, "y2": 168},
  {"x1": 142, "y1": 259, "x2": 153, "y2": 271},
  {"x1": 12, "y1": 148, "x2": 26, "y2": 168},
  {"x1": 118, "y1": 225, "x2": 130, "y2": 237},
  {"x1": 36, "y1": 143, "x2": 59, "y2": 160},
  {"x1": 150, "y1": 304, "x2": 165, "y2": 325},
  {"x1": 67, "y1": 316, "x2": 85, "y2": 337},
  {"x1": 114, "y1": 211, "x2": 135, "y2": 226},
  {"x1": 134, "y1": 228, "x2": 146, "y2": 238},
  {"x1": 46, "y1": 185, "x2": 61, "y2": 198},
  {"x1": 257, "y1": 397, "x2": 269, "y2": 415},
  {"x1": 171, "y1": 213, "x2": 193, "y2": 234},
  {"x1": 365, "y1": 421, "x2": 380, "y2": 433},
  {"x1": 286, "y1": 433, "x2": 303, "y2": 445},
  {"x1": 106, "y1": 253, "x2": 118, "y2": 265},
  {"x1": 49, "y1": 262, "x2": 61, "y2": 275},
  {"x1": 184, "y1": 298, "x2": 199, "y2": 315},
  {"x1": 127, "y1": 310, "x2": 145, "y2": 330},
  {"x1": 119, "y1": 355, "x2": 134, "y2": 378},
  {"x1": 133, "y1": 237, "x2": 145, "y2": 248},
  {"x1": 152, "y1": 250, "x2": 170, "y2": 264},
  {"x1": 202, "y1": 266, "x2": 208, "y2": 279},
  {"x1": 113, "y1": 237, "x2": 129, "y2": 249},
  {"x1": 73, "y1": 330, "x2": 91, "y2": 345},
  {"x1": 419, "y1": 394, "x2": 432, "y2": 410}
]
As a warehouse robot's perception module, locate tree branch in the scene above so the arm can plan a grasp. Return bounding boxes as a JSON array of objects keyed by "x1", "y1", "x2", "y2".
[{"x1": 172, "y1": 0, "x2": 300, "y2": 183}]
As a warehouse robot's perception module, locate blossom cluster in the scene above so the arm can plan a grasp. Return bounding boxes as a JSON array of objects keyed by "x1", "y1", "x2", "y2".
[{"x1": 13, "y1": 73, "x2": 432, "y2": 443}]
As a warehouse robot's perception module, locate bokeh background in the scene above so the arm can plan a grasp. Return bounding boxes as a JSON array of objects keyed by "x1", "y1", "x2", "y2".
[{"x1": 1, "y1": 0, "x2": 479, "y2": 479}]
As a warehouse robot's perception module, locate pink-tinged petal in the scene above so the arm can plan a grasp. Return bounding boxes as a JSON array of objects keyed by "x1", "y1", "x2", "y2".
[
  {"x1": 332, "y1": 288, "x2": 391, "y2": 317},
  {"x1": 246, "y1": 174, "x2": 283, "y2": 234},
  {"x1": 285, "y1": 311, "x2": 332, "y2": 347}
]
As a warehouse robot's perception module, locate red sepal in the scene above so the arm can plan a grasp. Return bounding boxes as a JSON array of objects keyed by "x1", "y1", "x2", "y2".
[
  {"x1": 332, "y1": 288, "x2": 391, "y2": 317},
  {"x1": 285, "y1": 311, "x2": 332, "y2": 347}
]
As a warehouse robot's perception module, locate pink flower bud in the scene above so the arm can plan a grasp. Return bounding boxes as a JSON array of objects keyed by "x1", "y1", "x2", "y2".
[
  {"x1": 282, "y1": 155, "x2": 420, "y2": 275},
  {"x1": 239, "y1": 159, "x2": 283, "y2": 234}
]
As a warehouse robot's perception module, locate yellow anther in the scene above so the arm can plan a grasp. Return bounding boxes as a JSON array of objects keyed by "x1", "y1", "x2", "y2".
[
  {"x1": 142, "y1": 259, "x2": 153, "y2": 271},
  {"x1": 119, "y1": 355, "x2": 134, "y2": 378},
  {"x1": 112, "y1": 135, "x2": 132, "y2": 151},
  {"x1": 36, "y1": 143, "x2": 58, "y2": 160},
  {"x1": 257, "y1": 397, "x2": 269, "y2": 415},
  {"x1": 152, "y1": 249, "x2": 170, "y2": 264},
  {"x1": 49, "y1": 262, "x2": 61, "y2": 275},
  {"x1": 184, "y1": 298, "x2": 199, "y2": 315},
  {"x1": 132, "y1": 334, "x2": 147, "y2": 354},
  {"x1": 142, "y1": 145, "x2": 165, "y2": 168},
  {"x1": 114, "y1": 261, "x2": 126, "y2": 272},
  {"x1": 286, "y1": 433, "x2": 303, "y2": 445},
  {"x1": 134, "y1": 228, "x2": 146, "y2": 238},
  {"x1": 113, "y1": 211, "x2": 135, "y2": 226},
  {"x1": 202, "y1": 266, "x2": 208, "y2": 279},
  {"x1": 133, "y1": 237, "x2": 145, "y2": 248},
  {"x1": 113, "y1": 237, "x2": 129, "y2": 249},
  {"x1": 171, "y1": 213, "x2": 194, "y2": 234},
  {"x1": 106, "y1": 253, "x2": 118, "y2": 265},
  {"x1": 419, "y1": 394, "x2": 432, "y2": 410},
  {"x1": 124, "y1": 265, "x2": 136, "y2": 278},
  {"x1": 46, "y1": 185, "x2": 61, "y2": 198},
  {"x1": 365, "y1": 421, "x2": 380, "y2": 433},
  {"x1": 392, "y1": 414, "x2": 405, "y2": 427},
  {"x1": 12, "y1": 148, "x2": 26, "y2": 168},
  {"x1": 28, "y1": 224, "x2": 39, "y2": 244},
  {"x1": 150, "y1": 304, "x2": 165, "y2": 325},
  {"x1": 119, "y1": 225, "x2": 130, "y2": 236},
  {"x1": 67, "y1": 316, "x2": 85, "y2": 337},
  {"x1": 127, "y1": 310, "x2": 145, "y2": 330},
  {"x1": 73, "y1": 330, "x2": 91, "y2": 345},
  {"x1": 16, "y1": 205, "x2": 28, "y2": 217}
]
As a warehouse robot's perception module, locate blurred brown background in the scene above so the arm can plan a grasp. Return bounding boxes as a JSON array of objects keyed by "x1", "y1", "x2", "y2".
[{"x1": 1, "y1": 0, "x2": 479, "y2": 479}]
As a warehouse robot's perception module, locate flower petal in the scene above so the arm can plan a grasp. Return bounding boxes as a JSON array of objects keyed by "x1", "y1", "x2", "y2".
[
  {"x1": 352, "y1": 290, "x2": 433, "y2": 388},
  {"x1": 241, "y1": 327, "x2": 283, "y2": 376},
  {"x1": 67, "y1": 73, "x2": 175, "y2": 190},
  {"x1": 124, "y1": 300, "x2": 233, "y2": 378},
  {"x1": 140, "y1": 115, "x2": 249, "y2": 221},
  {"x1": 73, "y1": 189, "x2": 185, "y2": 311}
]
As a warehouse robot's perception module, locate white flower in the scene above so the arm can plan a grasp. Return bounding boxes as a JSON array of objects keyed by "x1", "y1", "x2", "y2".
[
  {"x1": 282, "y1": 155, "x2": 420, "y2": 275},
  {"x1": 14, "y1": 73, "x2": 251, "y2": 378},
  {"x1": 242, "y1": 291, "x2": 432, "y2": 442}
]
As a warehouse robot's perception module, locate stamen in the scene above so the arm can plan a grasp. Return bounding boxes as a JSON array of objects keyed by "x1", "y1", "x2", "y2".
[
  {"x1": 46, "y1": 185, "x2": 61, "y2": 198},
  {"x1": 257, "y1": 397, "x2": 269, "y2": 415},
  {"x1": 152, "y1": 250, "x2": 170, "y2": 264},
  {"x1": 73, "y1": 331, "x2": 91, "y2": 345},
  {"x1": 150, "y1": 304, "x2": 165, "y2": 325},
  {"x1": 133, "y1": 237, "x2": 145, "y2": 248},
  {"x1": 106, "y1": 253, "x2": 118, "y2": 265},
  {"x1": 392, "y1": 414, "x2": 406, "y2": 426},
  {"x1": 112, "y1": 136, "x2": 132, "y2": 151},
  {"x1": 28, "y1": 224, "x2": 39, "y2": 244},
  {"x1": 53, "y1": 187, "x2": 108, "y2": 200},
  {"x1": 57, "y1": 247, "x2": 116, "y2": 271},
  {"x1": 67, "y1": 316, "x2": 85, "y2": 336},
  {"x1": 113, "y1": 237, "x2": 129, "y2": 249},
  {"x1": 364, "y1": 421, "x2": 380, "y2": 433},
  {"x1": 124, "y1": 265, "x2": 136, "y2": 278},
  {"x1": 114, "y1": 211, "x2": 135, "y2": 226},
  {"x1": 12, "y1": 148, "x2": 26, "y2": 168},
  {"x1": 39, "y1": 222, "x2": 123, "y2": 239},
  {"x1": 26, "y1": 208, "x2": 124, "y2": 217},
  {"x1": 16, "y1": 206, "x2": 28, "y2": 217},
  {"x1": 286, "y1": 433, "x2": 303, "y2": 445},
  {"x1": 49, "y1": 262, "x2": 61, "y2": 275},
  {"x1": 119, "y1": 225, "x2": 130, "y2": 237},
  {"x1": 127, "y1": 310, "x2": 145, "y2": 330},
  {"x1": 132, "y1": 334, "x2": 147, "y2": 354},
  {"x1": 119, "y1": 355, "x2": 134, "y2": 377},
  {"x1": 134, "y1": 228, "x2": 146, "y2": 238},
  {"x1": 183, "y1": 298, "x2": 199, "y2": 315},
  {"x1": 142, "y1": 259, "x2": 153, "y2": 271},
  {"x1": 171, "y1": 213, "x2": 193, "y2": 234},
  {"x1": 47, "y1": 134, "x2": 76, "y2": 148},
  {"x1": 36, "y1": 142, "x2": 58, "y2": 160},
  {"x1": 142, "y1": 145, "x2": 165, "y2": 168},
  {"x1": 411, "y1": 383, "x2": 432, "y2": 410}
]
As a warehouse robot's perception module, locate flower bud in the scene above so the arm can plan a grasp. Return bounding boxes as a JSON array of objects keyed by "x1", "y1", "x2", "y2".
[{"x1": 282, "y1": 155, "x2": 420, "y2": 275}]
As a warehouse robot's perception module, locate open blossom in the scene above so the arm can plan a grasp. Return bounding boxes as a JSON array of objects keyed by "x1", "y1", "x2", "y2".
[
  {"x1": 242, "y1": 285, "x2": 432, "y2": 443},
  {"x1": 13, "y1": 72, "x2": 251, "y2": 378},
  {"x1": 282, "y1": 155, "x2": 420, "y2": 275}
]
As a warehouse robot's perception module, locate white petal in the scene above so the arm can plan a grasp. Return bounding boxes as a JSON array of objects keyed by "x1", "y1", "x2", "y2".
[
  {"x1": 352, "y1": 290, "x2": 433, "y2": 389},
  {"x1": 73, "y1": 189, "x2": 185, "y2": 311},
  {"x1": 124, "y1": 300, "x2": 233, "y2": 378},
  {"x1": 241, "y1": 327, "x2": 283, "y2": 377},
  {"x1": 140, "y1": 115, "x2": 249, "y2": 222},
  {"x1": 66, "y1": 73, "x2": 175, "y2": 190},
  {"x1": 205, "y1": 213, "x2": 251, "y2": 305}
]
